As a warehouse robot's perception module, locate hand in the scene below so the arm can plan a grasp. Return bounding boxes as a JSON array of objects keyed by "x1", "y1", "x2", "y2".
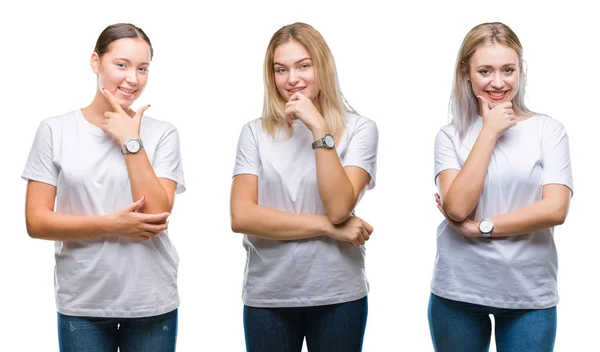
[
  {"x1": 477, "y1": 96, "x2": 516, "y2": 138},
  {"x1": 285, "y1": 92, "x2": 327, "y2": 132},
  {"x1": 106, "y1": 196, "x2": 170, "y2": 240},
  {"x1": 101, "y1": 88, "x2": 149, "y2": 145},
  {"x1": 435, "y1": 193, "x2": 479, "y2": 238},
  {"x1": 329, "y1": 216, "x2": 374, "y2": 247}
]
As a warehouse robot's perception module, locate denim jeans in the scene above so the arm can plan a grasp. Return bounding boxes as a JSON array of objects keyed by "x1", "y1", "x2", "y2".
[
  {"x1": 428, "y1": 293, "x2": 556, "y2": 352},
  {"x1": 57, "y1": 309, "x2": 178, "y2": 352},
  {"x1": 244, "y1": 296, "x2": 368, "y2": 352}
]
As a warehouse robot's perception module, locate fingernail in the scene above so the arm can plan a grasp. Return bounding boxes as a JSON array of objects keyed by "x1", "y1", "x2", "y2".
[
  {"x1": 147, "y1": 104, "x2": 151, "y2": 108},
  {"x1": 142, "y1": 195, "x2": 146, "y2": 201},
  {"x1": 101, "y1": 88, "x2": 105, "y2": 92}
]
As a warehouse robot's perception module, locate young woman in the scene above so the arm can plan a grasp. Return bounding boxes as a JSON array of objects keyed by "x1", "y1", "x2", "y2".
[
  {"x1": 22, "y1": 23, "x2": 185, "y2": 352},
  {"x1": 230, "y1": 22, "x2": 378, "y2": 352},
  {"x1": 429, "y1": 22, "x2": 573, "y2": 351}
]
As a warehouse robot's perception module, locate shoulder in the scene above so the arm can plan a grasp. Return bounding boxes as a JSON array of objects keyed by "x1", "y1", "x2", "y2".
[
  {"x1": 345, "y1": 112, "x2": 377, "y2": 132},
  {"x1": 141, "y1": 115, "x2": 178, "y2": 133},
  {"x1": 437, "y1": 123, "x2": 458, "y2": 140},
  {"x1": 41, "y1": 110, "x2": 80, "y2": 128}
]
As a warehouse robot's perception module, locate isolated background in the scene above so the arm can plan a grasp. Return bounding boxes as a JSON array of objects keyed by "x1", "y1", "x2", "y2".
[{"x1": 1, "y1": 0, "x2": 597, "y2": 350}]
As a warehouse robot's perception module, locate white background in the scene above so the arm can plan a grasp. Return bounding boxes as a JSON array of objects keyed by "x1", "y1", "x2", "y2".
[{"x1": 1, "y1": 0, "x2": 597, "y2": 350}]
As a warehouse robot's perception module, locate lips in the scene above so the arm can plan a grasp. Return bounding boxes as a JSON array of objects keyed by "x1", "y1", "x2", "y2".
[
  {"x1": 287, "y1": 87, "x2": 306, "y2": 94},
  {"x1": 118, "y1": 87, "x2": 137, "y2": 99},
  {"x1": 485, "y1": 90, "x2": 508, "y2": 101}
]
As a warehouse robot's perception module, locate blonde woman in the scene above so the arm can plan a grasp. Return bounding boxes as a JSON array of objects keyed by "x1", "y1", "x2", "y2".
[
  {"x1": 429, "y1": 22, "x2": 572, "y2": 351},
  {"x1": 230, "y1": 22, "x2": 378, "y2": 352}
]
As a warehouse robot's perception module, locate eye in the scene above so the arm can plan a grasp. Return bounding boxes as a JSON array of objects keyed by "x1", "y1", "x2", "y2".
[
  {"x1": 478, "y1": 69, "x2": 490, "y2": 75},
  {"x1": 275, "y1": 67, "x2": 287, "y2": 73},
  {"x1": 116, "y1": 63, "x2": 126, "y2": 69},
  {"x1": 138, "y1": 67, "x2": 149, "y2": 73},
  {"x1": 504, "y1": 67, "x2": 516, "y2": 74},
  {"x1": 300, "y1": 63, "x2": 311, "y2": 69}
]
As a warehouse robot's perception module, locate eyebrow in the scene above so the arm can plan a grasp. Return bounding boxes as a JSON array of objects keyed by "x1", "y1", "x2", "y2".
[
  {"x1": 274, "y1": 57, "x2": 312, "y2": 66},
  {"x1": 476, "y1": 63, "x2": 517, "y2": 69},
  {"x1": 113, "y1": 58, "x2": 150, "y2": 65}
]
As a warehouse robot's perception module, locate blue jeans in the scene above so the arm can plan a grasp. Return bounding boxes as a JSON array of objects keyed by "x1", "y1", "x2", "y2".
[
  {"x1": 57, "y1": 309, "x2": 178, "y2": 352},
  {"x1": 244, "y1": 296, "x2": 368, "y2": 352},
  {"x1": 428, "y1": 293, "x2": 556, "y2": 352}
]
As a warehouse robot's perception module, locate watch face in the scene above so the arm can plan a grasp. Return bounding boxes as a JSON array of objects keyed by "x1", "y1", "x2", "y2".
[
  {"x1": 324, "y1": 134, "x2": 335, "y2": 148},
  {"x1": 126, "y1": 139, "x2": 141, "y2": 153},
  {"x1": 479, "y1": 219, "x2": 493, "y2": 233}
]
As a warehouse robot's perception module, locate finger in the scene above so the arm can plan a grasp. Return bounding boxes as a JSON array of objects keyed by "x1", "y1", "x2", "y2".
[
  {"x1": 135, "y1": 104, "x2": 151, "y2": 121},
  {"x1": 143, "y1": 221, "x2": 169, "y2": 234},
  {"x1": 437, "y1": 204, "x2": 447, "y2": 217},
  {"x1": 289, "y1": 92, "x2": 304, "y2": 101},
  {"x1": 139, "y1": 211, "x2": 171, "y2": 223},
  {"x1": 435, "y1": 193, "x2": 441, "y2": 205},
  {"x1": 103, "y1": 111, "x2": 119, "y2": 119},
  {"x1": 123, "y1": 195, "x2": 146, "y2": 212},
  {"x1": 361, "y1": 227, "x2": 370, "y2": 242},
  {"x1": 476, "y1": 96, "x2": 490, "y2": 113},
  {"x1": 101, "y1": 88, "x2": 125, "y2": 113},
  {"x1": 362, "y1": 220, "x2": 374, "y2": 234}
]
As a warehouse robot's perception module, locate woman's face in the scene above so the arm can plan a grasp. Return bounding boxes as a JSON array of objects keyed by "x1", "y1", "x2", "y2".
[
  {"x1": 468, "y1": 43, "x2": 520, "y2": 110},
  {"x1": 273, "y1": 40, "x2": 318, "y2": 102},
  {"x1": 92, "y1": 38, "x2": 151, "y2": 109}
]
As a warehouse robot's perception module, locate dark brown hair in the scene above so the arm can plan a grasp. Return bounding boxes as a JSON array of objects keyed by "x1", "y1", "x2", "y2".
[{"x1": 94, "y1": 23, "x2": 153, "y2": 59}]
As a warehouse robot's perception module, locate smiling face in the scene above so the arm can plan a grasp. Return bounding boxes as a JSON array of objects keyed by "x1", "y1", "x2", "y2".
[
  {"x1": 273, "y1": 40, "x2": 318, "y2": 102},
  {"x1": 469, "y1": 43, "x2": 520, "y2": 110},
  {"x1": 91, "y1": 37, "x2": 151, "y2": 109}
]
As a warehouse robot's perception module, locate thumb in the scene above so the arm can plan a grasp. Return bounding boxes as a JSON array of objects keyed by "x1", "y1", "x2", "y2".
[
  {"x1": 135, "y1": 104, "x2": 150, "y2": 121},
  {"x1": 476, "y1": 96, "x2": 490, "y2": 114},
  {"x1": 125, "y1": 195, "x2": 146, "y2": 212}
]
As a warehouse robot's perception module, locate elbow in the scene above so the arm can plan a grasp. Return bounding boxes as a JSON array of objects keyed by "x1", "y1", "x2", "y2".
[
  {"x1": 327, "y1": 211, "x2": 352, "y2": 225},
  {"x1": 443, "y1": 204, "x2": 469, "y2": 223},
  {"x1": 230, "y1": 207, "x2": 248, "y2": 234},
  {"x1": 552, "y1": 208, "x2": 568, "y2": 226},
  {"x1": 25, "y1": 219, "x2": 42, "y2": 239}
]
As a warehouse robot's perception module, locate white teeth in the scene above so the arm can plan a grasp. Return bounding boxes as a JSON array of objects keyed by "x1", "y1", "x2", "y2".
[
  {"x1": 488, "y1": 91, "x2": 505, "y2": 97},
  {"x1": 289, "y1": 88, "x2": 304, "y2": 93}
]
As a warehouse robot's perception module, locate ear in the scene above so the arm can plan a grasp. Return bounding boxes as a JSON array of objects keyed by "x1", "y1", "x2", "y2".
[{"x1": 90, "y1": 52, "x2": 100, "y2": 74}]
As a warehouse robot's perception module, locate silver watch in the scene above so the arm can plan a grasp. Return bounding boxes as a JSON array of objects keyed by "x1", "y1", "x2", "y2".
[
  {"x1": 121, "y1": 138, "x2": 143, "y2": 155},
  {"x1": 478, "y1": 218, "x2": 494, "y2": 238},
  {"x1": 312, "y1": 134, "x2": 335, "y2": 149}
]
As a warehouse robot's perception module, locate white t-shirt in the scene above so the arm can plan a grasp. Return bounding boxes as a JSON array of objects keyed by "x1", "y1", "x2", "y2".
[
  {"x1": 22, "y1": 109, "x2": 186, "y2": 318},
  {"x1": 432, "y1": 114, "x2": 573, "y2": 309},
  {"x1": 233, "y1": 113, "x2": 378, "y2": 308}
]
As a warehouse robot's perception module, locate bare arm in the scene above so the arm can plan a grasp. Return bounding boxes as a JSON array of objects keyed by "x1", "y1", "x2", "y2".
[
  {"x1": 25, "y1": 180, "x2": 169, "y2": 241},
  {"x1": 437, "y1": 184, "x2": 571, "y2": 238},
  {"x1": 230, "y1": 174, "x2": 333, "y2": 240},
  {"x1": 439, "y1": 99, "x2": 517, "y2": 222},
  {"x1": 314, "y1": 132, "x2": 371, "y2": 224}
]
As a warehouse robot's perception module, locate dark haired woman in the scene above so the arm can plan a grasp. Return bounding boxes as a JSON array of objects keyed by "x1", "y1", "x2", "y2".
[{"x1": 22, "y1": 23, "x2": 185, "y2": 352}]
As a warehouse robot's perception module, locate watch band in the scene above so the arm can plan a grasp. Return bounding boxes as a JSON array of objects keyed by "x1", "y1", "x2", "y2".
[{"x1": 311, "y1": 138, "x2": 325, "y2": 149}]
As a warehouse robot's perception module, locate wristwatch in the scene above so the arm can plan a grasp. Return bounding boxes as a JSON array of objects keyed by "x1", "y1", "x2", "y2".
[
  {"x1": 312, "y1": 134, "x2": 335, "y2": 149},
  {"x1": 121, "y1": 138, "x2": 143, "y2": 155},
  {"x1": 478, "y1": 218, "x2": 494, "y2": 238}
]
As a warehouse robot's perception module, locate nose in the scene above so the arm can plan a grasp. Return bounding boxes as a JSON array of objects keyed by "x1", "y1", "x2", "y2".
[
  {"x1": 490, "y1": 73, "x2": 504, "y2": 89},
  {"x1": 287, "y1": 69, "x2": 300, "y2": 85},
  {"x1": 125, "y1": 69, "x2": 138, "y2": 85}
]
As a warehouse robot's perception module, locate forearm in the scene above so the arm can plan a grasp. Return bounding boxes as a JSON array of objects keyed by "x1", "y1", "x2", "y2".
[
  {"x1": 490, "y1": 200, "x2": 567, "y2": 237},
  {"x1": 124, "y1": 149, "x2": 171, "y2": 213},
  {"x1": 313, "y1": 128, "x2": 355, "y2": 224},
  {"x1": 26, "y1": 210, "x2": 113, "y2": 241},
  {"x1": 231, "y1": 203, "x2": 333, "y2": 241},
  {"x1": 444, "y1": 131, "x2": 497, "y2": 221}
]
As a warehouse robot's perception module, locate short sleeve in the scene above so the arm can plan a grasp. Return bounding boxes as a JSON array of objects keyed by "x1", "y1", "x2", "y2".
[
  {"x1": 541, "y1": 119, "x2": 573, "y2": 194},
  {"x1": 233, "y1": 123, "x2": 261, "y2": 177},
  {"x1": 434, "y1": 127, "x2": 461, "y2": 183},
  {"x1": 153, "y1": 125, "x2": 186, "y2": 194},
  {"x1": 21, "y1": 121, "x2": 59, "y2": 186},
  {"x1": 342, "y1": 118, "x2": 378, "y2": 190}
]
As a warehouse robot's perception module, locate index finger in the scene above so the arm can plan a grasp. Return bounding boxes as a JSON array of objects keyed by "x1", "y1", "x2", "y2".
[
  {"x1": 101, "y1": 88, "x2": 125, "y2": 113},
  {"x1": 362, "y1": 221, "x2": 374, "y2": 234}
]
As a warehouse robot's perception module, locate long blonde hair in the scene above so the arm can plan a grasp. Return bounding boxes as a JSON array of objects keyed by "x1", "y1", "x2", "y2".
[
  {"x1": 451, "y1": 22, "x2": 531, "y2": 138},
  {"x1": 261, "y1": 22, "x2": 355, "y2": 141}
]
